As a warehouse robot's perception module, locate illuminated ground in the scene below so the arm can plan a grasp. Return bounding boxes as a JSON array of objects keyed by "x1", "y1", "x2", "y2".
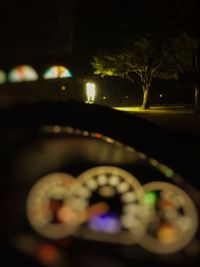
[
  {"x1": 113, "y1": 105, "x2": 194, "y2": 114},
  {"x1": 113, "y1": 105, "x2": 200, "y2": 134}
]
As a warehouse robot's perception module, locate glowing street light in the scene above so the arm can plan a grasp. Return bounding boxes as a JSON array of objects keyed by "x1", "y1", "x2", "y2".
[{"x1": 86, "y1": 82, "x2": 96, "y2": 103}]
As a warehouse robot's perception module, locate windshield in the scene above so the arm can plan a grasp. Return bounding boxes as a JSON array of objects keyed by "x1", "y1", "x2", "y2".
[{"x1": 0, "y1": 0, "x2": 200, "y2": 133}]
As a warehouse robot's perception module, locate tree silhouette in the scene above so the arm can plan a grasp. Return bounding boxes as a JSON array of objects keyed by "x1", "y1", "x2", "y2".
[{"x1": 92, "y1": 31, "x2": 197, "y2": 108}]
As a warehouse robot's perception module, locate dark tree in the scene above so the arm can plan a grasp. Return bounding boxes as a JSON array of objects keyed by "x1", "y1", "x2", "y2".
[{"x1": 92, "y1": 31, "x2": 197, "y2": 108}]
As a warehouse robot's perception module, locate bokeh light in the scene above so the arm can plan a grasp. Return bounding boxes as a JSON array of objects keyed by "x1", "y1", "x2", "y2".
[
  {"x1": 0, "y1": 70, "x2": 6, "y2": 84},
  {"x1": 43, "y1": 65, "x2": 72, "y2": 79},
  {"x1": 8, "y1": 65, "x2": 39, "y2": 82}
]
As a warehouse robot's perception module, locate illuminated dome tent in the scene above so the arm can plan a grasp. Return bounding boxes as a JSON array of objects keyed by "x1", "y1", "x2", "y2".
[
  {"x1": 8, "y1": 65, "x2": 39, "y2": 82},
  {"x1": 0, "y1": 70, "x2": 6, "y2": 84},
  {"x1": 43, "y1": 66, "x2": 72, "y2": 79}
]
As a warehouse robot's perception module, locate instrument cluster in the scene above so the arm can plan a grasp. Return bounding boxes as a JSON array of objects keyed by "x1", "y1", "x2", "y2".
[{"x1": 26, "y1": 166, "x2": 198, "y2": 254}]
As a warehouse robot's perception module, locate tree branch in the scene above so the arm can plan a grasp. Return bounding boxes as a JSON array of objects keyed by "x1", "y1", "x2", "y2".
[
  {"x1": 152, "y1": 55, "x2": 166, "y2": 74},
  {"x1": 126, "y1": 74, "x2": 135, "y2": 84}
]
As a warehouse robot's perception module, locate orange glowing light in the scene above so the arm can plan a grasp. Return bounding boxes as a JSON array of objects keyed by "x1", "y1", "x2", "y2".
[
  {"x1": 57, "y1": 206, "x2": 78, "y2": 224},
  {"x1": 158, "y1": 199, "x2": 175, "y2": 209},
  {"x1": 93, "y1": 133, "x2": 103, "y2": 139},
  {"x1": 57, "y1": 202, "x2": 109, "y2": 225},
  {"x1": 37, "y1": 244, "x2": 60, "y2": 264},
  {"x1": 85, "y1": 202, "x2": 109, "y2": 220},
  {"x1": 157, "y1": 224, "x2": 178, "y2": 244}
]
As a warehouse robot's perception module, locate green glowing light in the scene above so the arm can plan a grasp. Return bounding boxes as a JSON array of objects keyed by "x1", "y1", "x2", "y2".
[
  {"x1": 165, "y1": 169, "x2": 174, "y2": 178},
  {"x1": 142, "y1": 192, "x2": 157, "y2": 205}
]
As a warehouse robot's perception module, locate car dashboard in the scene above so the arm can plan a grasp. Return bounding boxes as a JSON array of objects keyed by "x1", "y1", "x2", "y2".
[{"x1": 0, "y1": 102, "x2": 200, "y2": 267}]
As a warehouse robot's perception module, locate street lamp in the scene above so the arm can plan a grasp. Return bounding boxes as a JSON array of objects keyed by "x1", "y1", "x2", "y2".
[{"x1": 86, "y1": 82, "x2": 96, "y2": 103}]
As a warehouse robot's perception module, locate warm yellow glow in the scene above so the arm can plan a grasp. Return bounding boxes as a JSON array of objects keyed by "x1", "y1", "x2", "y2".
[
  {"x1": 140, "y1": 181, "x2": 199, "y2": 254},
  {"x1": 86, "y1": 82, "x2": 96, "y2": 103},
  {"x1": 26, "y1": 172, "x2": 77, "y2": 239},
  {"x1": 99, "y1": 186, "x2": 115, "y2": 197},
  {"x1": 157, "y1": 224, "x2": 178, "y2": 244}
]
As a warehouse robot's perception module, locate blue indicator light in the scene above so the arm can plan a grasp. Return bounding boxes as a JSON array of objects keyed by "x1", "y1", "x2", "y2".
[{"x1": 88, "y1": 213, "x2": 121, "y2": 233}]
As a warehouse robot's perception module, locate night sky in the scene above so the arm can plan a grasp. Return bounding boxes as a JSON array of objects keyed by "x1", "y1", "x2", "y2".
[
  {"x1": 0, "y1": 0, "x2": 75, "y2": 69},
  {"x1": 74, "y1": 0, "x2": 200, "y2": 74},
  {"x1": 0, "y1": 0, "x2": 200, "y2": 71}
]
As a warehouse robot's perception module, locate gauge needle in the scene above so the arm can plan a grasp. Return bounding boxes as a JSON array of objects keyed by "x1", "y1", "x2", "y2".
[
  {"x1": 84, "y1": 202, "x2": 109, "y2": 221},
  {"x1": 57, "y1": 202, "x2": 109, "y2": 225},
  {"x1": 78, "y1": 202, "x2": 109, "y2": 224}
]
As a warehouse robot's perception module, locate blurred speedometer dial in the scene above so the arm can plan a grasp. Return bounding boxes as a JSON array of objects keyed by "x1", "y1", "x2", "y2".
[
  {"x1": 70, "y1": 166, "x2": 146, "y2": 245},
  {"x1": 27, "y1": 173, "x2": 78, "y2": 239},
  {"x1": 140, "y1": 182, "x2": 198, "y2": 254}
]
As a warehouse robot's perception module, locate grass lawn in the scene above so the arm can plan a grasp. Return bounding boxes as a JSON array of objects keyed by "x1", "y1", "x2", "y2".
[{"x1": 113, "y1": 105, "x2": 195, "y2": 115}]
